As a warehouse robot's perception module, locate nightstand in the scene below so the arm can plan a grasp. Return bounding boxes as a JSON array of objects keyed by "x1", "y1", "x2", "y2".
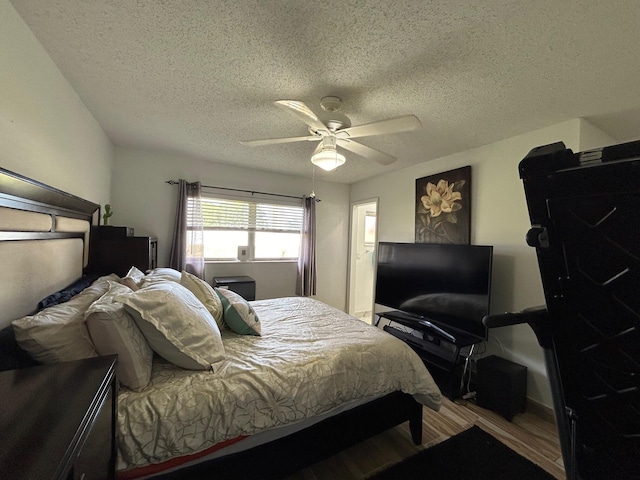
[
  {"x1": 0, "y1": 355, "x2": 118, "y2": 480},
  {"x1": 212, "y1": 276, "x2": 256, "y2": 301}
]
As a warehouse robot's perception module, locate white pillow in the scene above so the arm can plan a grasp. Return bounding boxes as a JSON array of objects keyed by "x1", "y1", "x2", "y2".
[
  {"x1": 12, "y1": 274, "x2": 118, "y2": 363},
  {"x1": 120, "y1": 266, "x2": 146, "y2": 290},
  {"x1": 125, "y1": 266, "x2": 146, "y2": 283},
  {"x1": 140, "y1": 267, "x2": 181, "y2": 287},
  {"x1": 86, "y1": 281, "x2": 153, "y2": 391},
  {"x1": 180, "y1": 271, "x2": 224, "y2": 330},
  {"x1": 215, "y1": 288, "x2": 261, "y2": 336},
  {"x1": 115, "y1": 282, "x2": 225, "y2": 370}
]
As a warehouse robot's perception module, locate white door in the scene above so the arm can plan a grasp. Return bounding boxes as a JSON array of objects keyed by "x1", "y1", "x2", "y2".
[{"x1": 348, "y1": 199, "x2": 378, "y2": 323}]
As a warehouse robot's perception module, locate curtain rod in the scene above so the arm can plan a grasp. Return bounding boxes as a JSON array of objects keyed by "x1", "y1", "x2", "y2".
[{"x1": 165, "y1": 180, "x2": 320, "y2": 202}]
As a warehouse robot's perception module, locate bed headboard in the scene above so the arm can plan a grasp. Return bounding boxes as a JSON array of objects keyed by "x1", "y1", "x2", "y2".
[{"x1": 0, "y1": 168, "x2": 99, "y2": 329}]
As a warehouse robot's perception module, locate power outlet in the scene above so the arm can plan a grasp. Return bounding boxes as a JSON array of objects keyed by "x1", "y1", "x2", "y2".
[{"x1": 237, "y1": 246, "x2": 249, "y2": 261}]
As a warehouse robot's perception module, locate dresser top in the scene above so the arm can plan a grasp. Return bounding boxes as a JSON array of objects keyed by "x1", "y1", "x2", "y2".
[{"x1": 213, "y1": 275, "x2": 255, "y2": 283}]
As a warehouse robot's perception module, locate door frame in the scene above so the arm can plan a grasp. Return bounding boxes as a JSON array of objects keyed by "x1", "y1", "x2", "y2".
[{"x1": 347, "y1": 198, "x2": 379, "y2": 322}]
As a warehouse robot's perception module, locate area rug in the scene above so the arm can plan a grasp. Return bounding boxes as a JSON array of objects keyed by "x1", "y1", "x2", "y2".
[{"x1": 368, "y1": 426, "x2": 556, "y2": 480}]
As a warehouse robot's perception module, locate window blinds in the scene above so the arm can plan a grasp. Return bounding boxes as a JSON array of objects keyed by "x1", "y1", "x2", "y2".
[{"x1": 190, "y1": 197, "x2": 303, "y2": 233}]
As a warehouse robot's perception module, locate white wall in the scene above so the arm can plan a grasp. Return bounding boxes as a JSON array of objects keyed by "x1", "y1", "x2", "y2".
[
  {"x1": 0, "y1": 0, "x2": 112, "y2": 204},
  {"x1": 351, "y1": 119, "x2": 595, "y2": 408},
  {"x1": 578, "y1": 118, "x2": 617, "y2": 151},
  {"x1": 111, "y1": 147, "x2": 350, "y2": 309}
]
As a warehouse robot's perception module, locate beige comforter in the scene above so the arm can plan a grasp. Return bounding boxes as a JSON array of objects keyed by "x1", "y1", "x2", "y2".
[{"x1": 116, "y1": 297, "x2": 442, "y2": 472}]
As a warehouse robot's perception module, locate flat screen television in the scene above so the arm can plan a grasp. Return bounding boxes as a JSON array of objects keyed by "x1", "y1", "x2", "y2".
[{"x1": 375, "y1": 242, "x2": 493, "y2": 340}]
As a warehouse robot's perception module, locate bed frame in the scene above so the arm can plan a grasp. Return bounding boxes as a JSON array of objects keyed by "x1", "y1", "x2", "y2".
[
  {"x1": 0, "y1": 167, "x2": 423, "y2": 479},
  {"x1": 0, "y1": 167, "x2": 100, "y2": 331}
]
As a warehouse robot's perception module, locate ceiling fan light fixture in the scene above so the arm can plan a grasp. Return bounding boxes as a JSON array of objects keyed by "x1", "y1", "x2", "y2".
[
  {"x1": 242, "y1": 98, "x2": 419, "y2": 169},
  {"x1": 311, "y1": 148, "x2": 346, "y2": 171}
]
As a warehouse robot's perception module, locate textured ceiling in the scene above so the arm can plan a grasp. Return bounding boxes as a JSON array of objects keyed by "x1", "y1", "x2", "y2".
[{"x1": 10, "y1": 0, "x2": 640, "y2": 183}]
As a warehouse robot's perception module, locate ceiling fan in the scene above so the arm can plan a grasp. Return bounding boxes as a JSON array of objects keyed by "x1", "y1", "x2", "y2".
[{"x1": 240, "y1": 96, "x2": 422, "y2": 171}]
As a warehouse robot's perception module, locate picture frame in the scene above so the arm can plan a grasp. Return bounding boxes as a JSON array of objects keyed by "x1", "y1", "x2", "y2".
[{"x1": 415, "y1": 166, "x2": 471, "y2": 244}]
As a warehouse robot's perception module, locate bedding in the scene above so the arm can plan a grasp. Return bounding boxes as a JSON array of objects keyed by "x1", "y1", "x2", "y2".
[
  {"x1": 121, "y1": 266, "x2": 146, "y2": 291},
  {"x1": 140, "y1": 268, "x2": 182, "y2": 286},
  {"x1": 179, "y1": 271, "x2": 224, "y2": 330},
  {"x1": 86, "y1": 280, "x2": 154, "y2": 391},
  {"x1": 116, "y1": 281, "x2": 225, "y2": 371},
  {"x1": 36, "y1": 273, "x2": 101, "y2": 311},
  {"x1": 116, "y1": 295, "x2": 441, "y2": 475},
  {"x1": 215, "y1": 287, "x2": 261, "y2": 335},
  {"x1": 11, "y1": 274, "x2": 119, "y2": 363}
]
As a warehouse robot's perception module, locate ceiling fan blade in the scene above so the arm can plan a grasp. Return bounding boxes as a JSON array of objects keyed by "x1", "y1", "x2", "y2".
[
  {"x1": 337, "y1": 139, "x2": 396, "y2": 166},
  {"x1": 338, "y1": 115, "x2": 421, "y2": 139},
  {"x1": 274, "y1": 100, "x2": 328, "y2": 133},
  {"x1": 240, "y1": 135, "x2": 319, "y2": 146}
]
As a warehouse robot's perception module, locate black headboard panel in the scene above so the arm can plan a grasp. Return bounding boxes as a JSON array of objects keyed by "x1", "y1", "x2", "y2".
[
  {"x1": 0, "y1": 168, "x2": 100, "y2": 328},
  {"x1": 0, "y1": 167, "x2": 99, "y2": 230}
]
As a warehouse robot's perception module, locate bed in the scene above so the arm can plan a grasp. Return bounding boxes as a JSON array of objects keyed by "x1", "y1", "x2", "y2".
[{"x1": 0, "y1": 167, "x2": 442, "y2": 480}]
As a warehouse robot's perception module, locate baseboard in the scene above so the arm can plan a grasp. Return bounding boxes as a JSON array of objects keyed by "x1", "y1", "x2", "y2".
[{"x1": 525, "y1": 397, "x2": 556, "y2": 424}]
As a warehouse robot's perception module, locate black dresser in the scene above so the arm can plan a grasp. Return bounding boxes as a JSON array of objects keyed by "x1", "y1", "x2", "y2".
[{"x1": 90, "y1": 226, "x2": 157, "y2": 276}]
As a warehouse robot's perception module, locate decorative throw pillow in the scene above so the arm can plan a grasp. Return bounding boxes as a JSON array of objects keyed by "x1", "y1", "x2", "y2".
[
  {"x1": 11, "y1": 274, "x2": 117, "y2": 363},
  {"x1": 179, "y1": 271, "x2": 224, "y2": 330},
  {"x1": 86, "y1": 281, "x2": 153, "y2": 390},
  {"x1": 115, "y1": 282, "x2": 225, "y2": 370},
  {"x1": 215, "y1": 288, "x2": 261, "y2": 336}
]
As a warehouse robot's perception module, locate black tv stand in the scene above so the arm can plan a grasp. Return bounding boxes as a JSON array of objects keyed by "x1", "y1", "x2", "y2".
[
  {"x1": 376, "y1": 310, "x2": 484, "y2": 399},
  {"x1": 374, "y1": 311, "x2": 456, "y2": 343}
]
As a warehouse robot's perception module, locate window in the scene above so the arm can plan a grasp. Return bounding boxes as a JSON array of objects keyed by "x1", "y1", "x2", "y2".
[{"x1": 188, "y1": 195, "x2": 304, "y2": 261}]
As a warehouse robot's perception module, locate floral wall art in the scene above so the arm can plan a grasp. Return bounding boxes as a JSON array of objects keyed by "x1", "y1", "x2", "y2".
[{"x1": 415, "y1": 166, "x2": 471, "y2": 244}]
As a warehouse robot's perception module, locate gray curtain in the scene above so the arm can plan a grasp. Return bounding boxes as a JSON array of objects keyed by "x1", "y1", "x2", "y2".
[
  {"x1": 169, "y1": 180, "x2": 205, "y2": 279},
  {"x1": 296, "y1": 196, "x2": 317, "y2": 296}
]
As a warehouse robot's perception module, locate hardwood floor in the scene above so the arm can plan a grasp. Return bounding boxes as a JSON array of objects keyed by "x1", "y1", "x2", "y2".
[{"x1": 284, "y1": 397, "x2": 565, "y2": 480}]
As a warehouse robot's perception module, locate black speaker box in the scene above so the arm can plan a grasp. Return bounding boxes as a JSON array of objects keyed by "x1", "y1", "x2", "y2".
[{"x1": 476, "y1": 355, "x2": 527, "y2": 421}]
